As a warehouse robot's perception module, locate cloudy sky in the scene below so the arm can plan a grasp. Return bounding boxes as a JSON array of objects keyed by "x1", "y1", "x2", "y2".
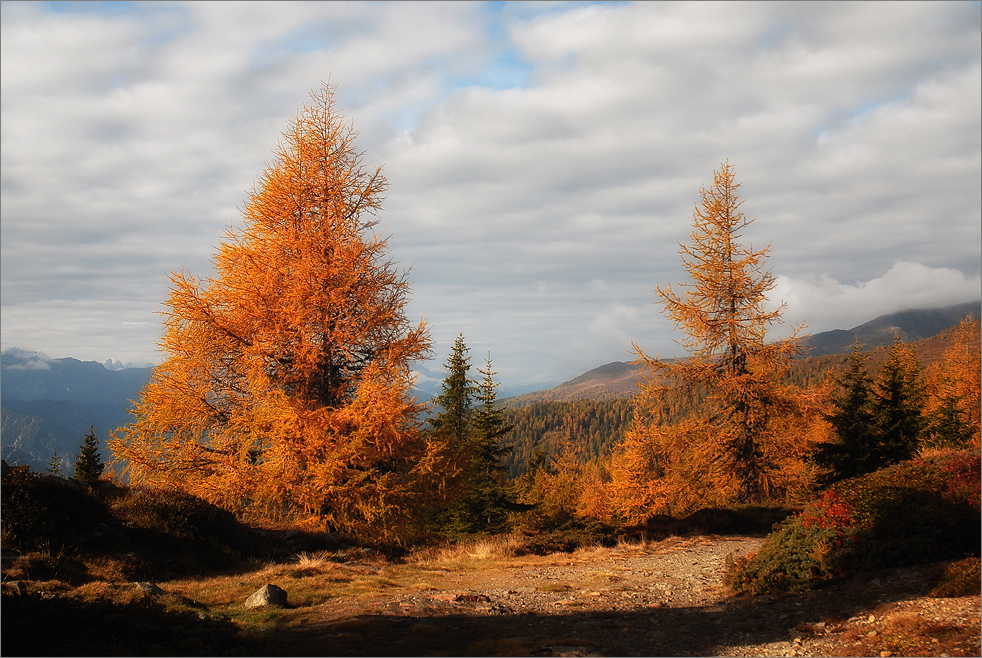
[{"x1": 2, "y1": 1, "x2": 980, "y2": 391}]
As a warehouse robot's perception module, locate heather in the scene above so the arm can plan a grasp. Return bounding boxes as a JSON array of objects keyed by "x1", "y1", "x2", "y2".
[{"x1": 725, "y1": 449, "x2": 980, "y2": 595}]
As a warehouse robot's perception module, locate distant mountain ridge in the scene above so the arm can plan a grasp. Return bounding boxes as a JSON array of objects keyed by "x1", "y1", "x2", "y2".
[
  {"x1": 798, "y1": 300, "x2": 980, "y2": 357},
  {"x1": 3, "y1": 301, "x2": 978, "y2": 469},
  {"x1": 502, "y1": 301, "x2": 980, "y2": 406},
  {"x1": 1, "y1": 350, "x2": 152, "y2": 470}
]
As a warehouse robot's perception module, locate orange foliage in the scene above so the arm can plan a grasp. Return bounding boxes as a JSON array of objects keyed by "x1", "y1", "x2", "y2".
[
  {"x1": 110, "y1": 86, "x2": 438, "y2": 541},
  {"x1": 611, "y1": 163, "x2": 820, "y2": 518},
  {"x1": 924, "y1": 316, "x2": 981, "y2": 450}
]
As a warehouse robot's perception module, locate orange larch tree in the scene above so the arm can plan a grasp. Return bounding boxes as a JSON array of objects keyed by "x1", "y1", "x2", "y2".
[
  {"x1": 110, "y1": 85, "x2": 439, "y2": 541},
  {"x1": 610, "y1": 163, "x2": 816, "y2": 519},
  {"x1": 923, "y1": 316, "x2": 981, "y2": 450}
]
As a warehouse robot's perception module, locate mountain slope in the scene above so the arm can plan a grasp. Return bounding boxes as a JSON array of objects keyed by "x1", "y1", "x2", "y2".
[
  {"x1": 503, "y1": 301, "x2": 980, "y2": 407},
  {"x1": 799, "y1": 301, "x2": 980, "y2": 357},
  {"x1": 1, "y1": 350, "x2": 152, "y2": 470}
]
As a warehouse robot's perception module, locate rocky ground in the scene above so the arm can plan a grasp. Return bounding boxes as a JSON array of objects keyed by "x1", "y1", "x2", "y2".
[{"x1": 254, "y1": 536, "x2": 981, "y2": 657}]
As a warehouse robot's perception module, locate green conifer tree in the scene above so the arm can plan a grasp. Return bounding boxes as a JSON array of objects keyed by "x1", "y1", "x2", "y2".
[
  {"x1": 74, "y1": 426, "x2": 105, "y2": 481},
  {"x1": 46, "y1": 449, "x2": 63, "y2": 476},
  {"x1": 813, "y1": 337, "x2": 924, "y2": 485},
  {"x1": 813, "y1": 342, "x2": 878, "y2": 484},
  {"x1": 429, "y1": 334, "x2": 474, "y2": 448},
  {"x1": 465, "y1": 354, "x2": 515, "y2": 528},
  {"x1": 924, "y1": 391, "x2": 974, "y2": 448},
  {"x1": 871, "y1": 336, "x2": 924, "y2": 462},
  {"x1": 426, "y1": 339, "x2": 519, "y2": 533}
]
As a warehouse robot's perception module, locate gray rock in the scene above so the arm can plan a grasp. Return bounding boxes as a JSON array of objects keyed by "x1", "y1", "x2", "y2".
[
  {"x1": 3, "y1": 580, "x2": 27, "y2": 595},
  {"x1": 245, "y1": 583, "x2": 288, "y2": 609},
  {"x1": 134, "y1": 582, "x2": 165, "y2": 596}
]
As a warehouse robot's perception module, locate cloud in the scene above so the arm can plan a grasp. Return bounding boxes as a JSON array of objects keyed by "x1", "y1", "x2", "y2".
[
  {"x1": 1, "y1": 2, "x2": 979, "y2": 387},
  {"x1": 770, "y1": 261, "x2": 982, "y2": 335}
]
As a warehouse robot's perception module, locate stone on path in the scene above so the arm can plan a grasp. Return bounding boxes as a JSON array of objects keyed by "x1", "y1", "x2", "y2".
[{"x1": 245, "y1": 583, "x2": 288, "y2": 609}]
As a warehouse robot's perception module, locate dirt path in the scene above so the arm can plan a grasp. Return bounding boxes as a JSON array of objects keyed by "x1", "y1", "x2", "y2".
[{"x1": 257, "y1": 536, "x2": 981, "y2": 657}]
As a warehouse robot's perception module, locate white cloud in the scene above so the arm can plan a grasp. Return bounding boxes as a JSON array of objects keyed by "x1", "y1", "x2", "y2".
[
  {"x1": 1, "y1": 1, "x2": 979, "y2": 385},
  {"x1": 771, "y1": 261, "x2": 982, "y2": 335}
]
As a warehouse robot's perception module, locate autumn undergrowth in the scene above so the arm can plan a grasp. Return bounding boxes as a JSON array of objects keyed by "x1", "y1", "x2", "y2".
[{"x1": 725, "y1": 449, "x2": 981, "y2": 595}]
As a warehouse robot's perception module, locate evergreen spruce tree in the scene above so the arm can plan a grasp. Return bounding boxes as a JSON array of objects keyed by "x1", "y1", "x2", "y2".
[
  {"x1": 427, "y1": 339, "x2": 518, "y2": 533},
  {"x1": 466, "y1": 354, "x2": 515, "y2": 528},
  {"x1": 813, "y1": 337, "x2": 924, "y2": 485},
  {"x1": 46, "y1": 450, "x2": 63, "y2": 476},
  {"x1": 924, "y1": 391, "x2": 974, "y2": 448},
  {"x1": 74, "y1": 426, "x2": 105, "y2": 481},
  {"x1": 871, "y1": 336, "x2": 924, "y2": 462},
  {"x1": 429, "y1": 334, "x2": 475, "y2": 448},
  {"x1": 426, "y1": 334, "x2": 476, "y2": 533},
  {"x1": 813, "y1": 342, "x2": 878, "y2": 485}
]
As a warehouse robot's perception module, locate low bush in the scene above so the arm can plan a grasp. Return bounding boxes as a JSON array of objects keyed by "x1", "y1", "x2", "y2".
[
  {"x1": 621, "y1": 505, "x2": 795, "y2": 542},
  {"x1": 516, "y1": 512, "x2": 616, "y2": 555},
  {"x1": 113, "y1": 487, "x2": 241, "y2": 546},
  {"x1": 929, "y1": 557, "x2": 981, "y2": 598},
  {"x1": 725, "y1": 450, "x2": 980, "y2": 595},
  {"x1": 1, "y1": 467, "x2": 112, "y2": 552},
  {"x1": 1, "y1": 590, "x2": 246, "y2": 656}
]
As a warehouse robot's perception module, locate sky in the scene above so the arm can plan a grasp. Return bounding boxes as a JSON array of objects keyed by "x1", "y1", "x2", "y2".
[{"x1": 2, "y1": 1, "x2": 980, "y2": 392}]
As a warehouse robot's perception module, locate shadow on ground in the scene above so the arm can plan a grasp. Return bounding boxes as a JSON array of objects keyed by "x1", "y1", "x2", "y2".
[{"x1": 255, "y1": 562, "x2": 951, "y2": 657}]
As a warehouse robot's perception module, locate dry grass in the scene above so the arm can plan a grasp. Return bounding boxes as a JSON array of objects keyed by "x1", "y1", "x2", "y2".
[{"x1": 415, "y1": 534, "x2": 528, "y2": 571}]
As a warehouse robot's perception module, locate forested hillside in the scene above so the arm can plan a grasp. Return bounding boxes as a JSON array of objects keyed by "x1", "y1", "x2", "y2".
[
  {"x1": 499, "y1": 319, "x2": 979, "y2": 478},
  {"x1": 501, "y1": 398, "x2": 633, "y2": 477}
]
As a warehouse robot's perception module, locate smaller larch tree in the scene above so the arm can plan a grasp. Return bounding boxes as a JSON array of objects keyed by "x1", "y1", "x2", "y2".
[
  {"x1": 923, "y1": 315, "x2": 981, "y2": 449},
  {"x1": 74, "y1": 426, "x2": 104, "y2": 481},
  {"x1": 611, "y1": 162, "x2": 811, "y2": 519}
]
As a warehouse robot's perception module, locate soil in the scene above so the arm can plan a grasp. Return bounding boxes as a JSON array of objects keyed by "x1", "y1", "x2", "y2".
[{"x1": 256, "y1": 536, "x2": 982, "y2": 657}]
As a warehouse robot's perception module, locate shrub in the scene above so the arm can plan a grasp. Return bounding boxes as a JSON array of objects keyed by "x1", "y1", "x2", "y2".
[
  {"x1": 1, "y1": 467, "x2": 111, "y2": 552},
  {"x1": 112, "y1": 487, "x2": 243, "y2": 550},
  {"x1": 726, "y1": 450, "x2": 980, "y2": 595},
  {"x1": 621, "y1": 505, "x2": 795, "y2": 542},
  {"x1": 929, "y1": 557, "x2": 981, "y2": 598},
  {"x1": 517, "y1": 513, "x2": 615, "y2": 555},
  {"x1": 1, "y1": 590, "x2": 245, "y2": 656}
]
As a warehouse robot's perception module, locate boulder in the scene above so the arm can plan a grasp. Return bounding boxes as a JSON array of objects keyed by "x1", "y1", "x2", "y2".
[
  {"x1": 134, "y1": 582, "x2": 165, "y2": 597},
  {"x1": 245, "y1": 583, "x2": 288, "y2": 609}
]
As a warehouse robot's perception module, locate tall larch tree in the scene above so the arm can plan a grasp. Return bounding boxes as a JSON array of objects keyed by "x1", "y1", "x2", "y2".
[
  {"x1": 611, "y1": 163, "x2": 811, "y2": 519},
  {"x1": 110, "y1": 85, "x2": 436, "y2": 541}
]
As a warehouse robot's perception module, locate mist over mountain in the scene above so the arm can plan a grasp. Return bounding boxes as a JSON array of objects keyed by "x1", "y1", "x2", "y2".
[{"x1": 799, "y1": 301, "x2": 980, "y2": 357}]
